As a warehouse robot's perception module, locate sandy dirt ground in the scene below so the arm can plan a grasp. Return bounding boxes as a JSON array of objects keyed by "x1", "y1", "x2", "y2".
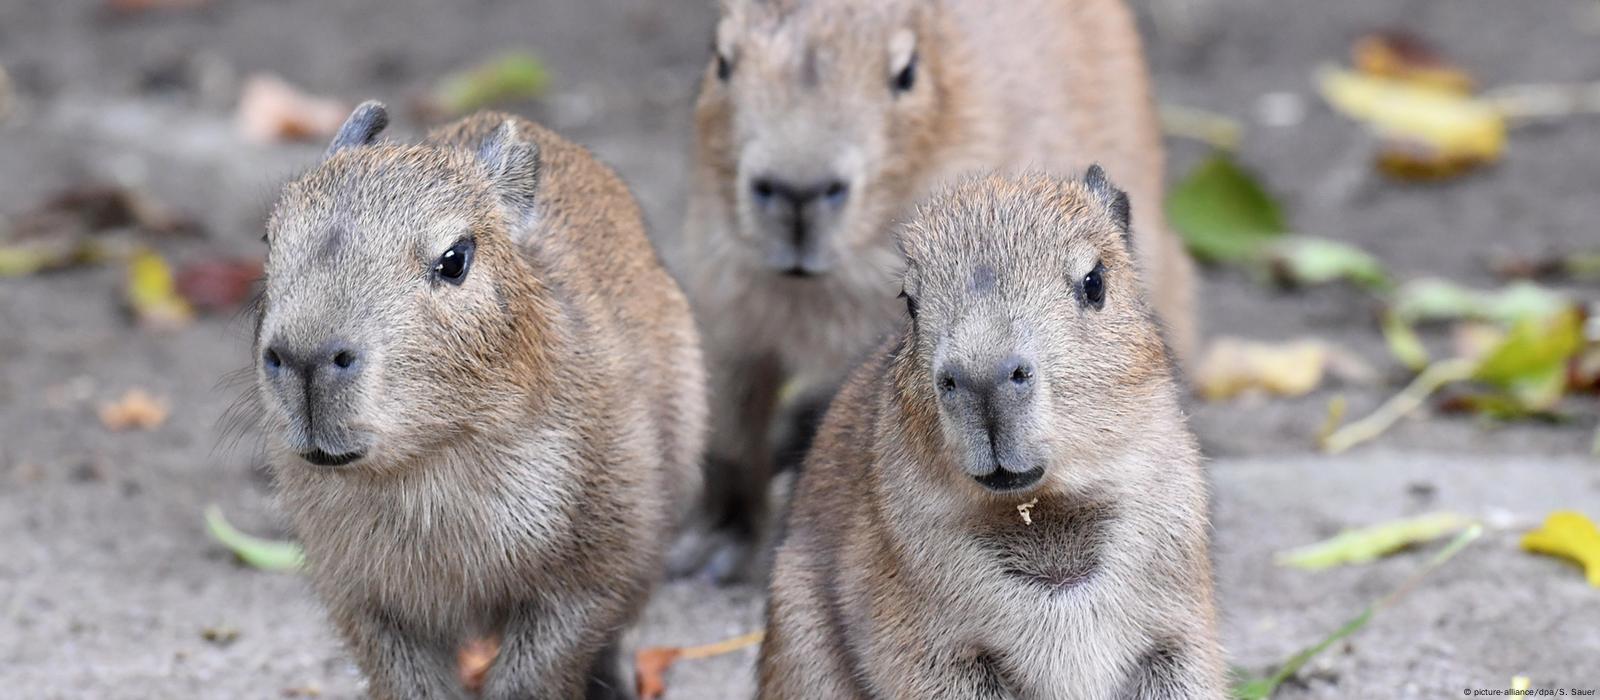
[{"x1": 1, "y1": 0, "x2": 1598, "y2": 698}]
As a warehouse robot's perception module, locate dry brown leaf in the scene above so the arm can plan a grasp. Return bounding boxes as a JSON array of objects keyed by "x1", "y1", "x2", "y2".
[
  {"x1": 1352, "y1": 31, "x2": 1474, "y2": 94},
  {"x1": 99, "y1": 389, "x2": 170, "y2": 431},
  {"x1": 177, "y1": 257, "x2": 262, "y2": 313},
  {"x1": 237, "y1": 74, "x2": 349, "y2": 144},
  {"x1": 1194, "y1": 338, "x2": 1328, "y2": 401},
  {"x1": 457, "y1": 636, "x2": 499, "y2": 693},
  {"x1": 635, "y1": 630, "x2": 764, "y2": 700}
]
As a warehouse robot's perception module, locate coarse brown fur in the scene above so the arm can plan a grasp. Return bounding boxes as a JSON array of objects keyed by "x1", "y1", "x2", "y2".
[
  {"x1": 255, "y1": 105, "x2": 705, "y2": 699},
  {"x1": 758, "y1": 172, "x2": 1223, "y2": 699},
  {"x1": 676, "y1": 0, "x2": 1197, "y2": 581}
]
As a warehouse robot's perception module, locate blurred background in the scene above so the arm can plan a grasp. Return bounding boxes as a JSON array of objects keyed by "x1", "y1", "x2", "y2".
[{"x1": 0, "y1": 0, "x2": 1596, "y2": 697}]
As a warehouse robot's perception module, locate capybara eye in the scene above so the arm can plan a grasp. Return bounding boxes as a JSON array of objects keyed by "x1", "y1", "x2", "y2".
[
  {"x1": 899, "y1": 288, "x2": 919, "y2": 319},
  {"x1": 1081, "y1": 262, "x2": 1105, "y2": 308},
  {"x1": 434, "y1": 238, "x2": 475, "y2": 285},
  {"x1": 715, "y1": 50, "x2": 732, "y2": 81},
  {"x1": 892, "y1": 52, "x2": 917, "y2": 93}
]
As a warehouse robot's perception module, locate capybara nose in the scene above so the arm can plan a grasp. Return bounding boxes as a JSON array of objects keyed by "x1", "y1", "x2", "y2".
[
  {"x1": 750, "y1": 176, "x2": 850, "y2": 212},
  {"x1": 936, "y1": 354, "x2": 1037, "y2": 407},
  {"x1": 263, "y1": 339, "x2": 362, "y2": 387}
]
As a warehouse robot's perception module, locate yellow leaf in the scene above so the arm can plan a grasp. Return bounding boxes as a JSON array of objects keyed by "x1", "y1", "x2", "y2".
[
  {"x1": 1194, "y1": 337, "x2": 1327, "y2": 401},
  {"x1": 126, "y1": 249, "x2": 194, "y2": 329},
  {"x1": 1521, "y1": 511, "x2": 1600, "y2": 587},
  {"x1": 1276, "y1": 512, "x2": 1473, "y2": 570},
  {"x1": 1318, "y1": 66, "x2": 1505, "y2": 170}
]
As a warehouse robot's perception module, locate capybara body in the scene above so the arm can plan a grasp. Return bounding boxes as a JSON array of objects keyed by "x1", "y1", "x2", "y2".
[
  {"x1": 757, "y1": 171, "x2": 1223, "y2": 699},
  {"x1": 676, "y1": 0, "x2": 1196, "y2": 581},
  {"x1": 255, "y1": 103, "x2": 704, "y2": 699}
]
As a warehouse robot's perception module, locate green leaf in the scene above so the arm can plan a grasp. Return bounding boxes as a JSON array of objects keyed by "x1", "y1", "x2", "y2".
[
  {"x1": 1472, "y1": 309, "x2": 1583, "y2": 388},
  {"x1": 1380, "y1": 311, "x2": 1429, "y2": 371},
  {"x1": 435, "y1": 52, "x2": 551, "y2": 116},
  {"x1": 1275, "y1": 512, "x2": 1472, "y2": 570},
  {"x1": 1265, "y1": 236, "x2": 1391, "y2": 292},
  {"x1": 1393, "y1": 278, "x2": 1571, "y2": 325},
  {"x1": 204, "y1": 505, "x2": 304, "y2": 573},
  {"x1": 1234, "y1": 525, "x2": 1482, "y2": 699},
  {"x1": 1166, "y1": 153, "x2": 1288, "y2": 263}
]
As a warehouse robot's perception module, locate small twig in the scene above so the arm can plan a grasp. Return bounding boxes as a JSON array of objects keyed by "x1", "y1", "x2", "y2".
[
  {"x1": 679, "y1": 629, "x2": 765, "y2": 660},
  {"x1": 636, "y1": 629, "x2": 765, "y2": 700},
  {"x1": 1321, "y1": 358, "x2": 1477, "y2": 454},
  {"x1": 1485, "y1": 81, "x2": 1600, "y2": 121},
  {"x1": 1159, "y1": 104, "x2": 1243, "y2": 151}
]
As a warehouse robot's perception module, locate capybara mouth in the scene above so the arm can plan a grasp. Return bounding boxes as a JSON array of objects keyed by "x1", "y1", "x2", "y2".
[
  {"x1": 973, "y1": 465, "x2": 1045, "y2": 493},
  {"x1": 301, "y1": 448, "x2": 366, "y2": 467},
  {"x1": 779, "y1": 265, "x2": 819, "y2": 278}
]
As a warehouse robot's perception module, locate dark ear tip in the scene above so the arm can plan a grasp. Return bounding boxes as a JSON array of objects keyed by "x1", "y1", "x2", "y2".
[
  {"x1": 1085, "y1": 163, "x2": 1107, "y2": 183},
  {"x1": 350, "y1": 100, "x2": 389, "y2": 125},
  {"x1": 325, "y1": 100, "x2": 390, "y2": 157}
]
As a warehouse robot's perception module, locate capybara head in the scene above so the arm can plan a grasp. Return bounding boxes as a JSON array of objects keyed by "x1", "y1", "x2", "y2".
[
  {"x1": 894, "y1": 168, "x2": 1170, "y2": 494},
  {"x1": 698, "y1": 0, "x2": 949, "y2": 277},
  {"x1": 255, "y1": 102, "x2": 547, "y2": 471}
]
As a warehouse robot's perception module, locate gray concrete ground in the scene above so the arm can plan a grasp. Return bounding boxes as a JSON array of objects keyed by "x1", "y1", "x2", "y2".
[{"x1": 1, "y1": 0, "x2": 1597, "y2": 698}]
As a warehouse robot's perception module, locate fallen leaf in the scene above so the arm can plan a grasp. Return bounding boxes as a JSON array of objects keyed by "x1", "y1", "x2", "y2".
[
  {"x1": 125, "y1": 249, "x2": 194, "y2": 328},
  {"x1": 1351, "y1": 31, "x2": 1474, "y2": 94},
  {"x1": 1275, "y1": 512, "x2": 1473, "y2": 570},
  {"x1": 176, "y1": 257, "x2": 262, "y2": 313},
  {"x1": 34, "y1": 184, "x2": 199, "y2": 236},
  {"x1": 1393, "y1": 278, "x2": 1571, "y2": 326},
  {"x1": 1233, "y1": 525, "x2": 1481, "y2": 699},
  {"x1": 237, "y1": 74, "x2": 349, "y2": 144},
  {"x1": 1472, "y1": 308, "x2": 1584, "y2": 410},
  {"x1": 1194, "y1": 338, "x2": 1327, "y2": 401},
  {"x1": 0, "y1": 240, "x2": 90, "y2": 277},
  {"x1": 1318, "y1": 66, "x2": 1505, "y2": 178},
  {"x1": 431, "y1": 53, "x2": 551, "y2": 118},
  {"x1": 204, "y1": 504, "x2": 305, "y2": 572},
  {"x1": 635, "y1": 630, "x2": 764, "y2": 700},
  {"x1": 1491, "y1": 250, "x2": 1600, "y2": 282},
  {"x1": 200, "y1": 626, "x2": 240, "y2": 647},
  {"x1": 1521, "y1": 511, "x2": 1600, "y2": 587},
  {"x1": 1381, "y1": 311, "x2": 1430, "y2": 372},
  {"x1": 458, "y1": 636, "x2": 499, "y2": 693},
  {"x1": 1166, "y1": 153, "x2": 1287, "y2": 263},
  {"x1": 1265, "y1": 236, "x2": 1390, "y2": 292},
  {"x1": 1512, "y1": 677, "x2": 1531, "y2": 693},
  {"x1": 98, "y1": 388, "x2": 170, "y2": 431}
]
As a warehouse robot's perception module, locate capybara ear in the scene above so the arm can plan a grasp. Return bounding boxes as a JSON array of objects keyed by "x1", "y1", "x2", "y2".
[
  {"x1": 475, "y1": 119, "x2": 543, "y2": 232},
  {"x1": 1083, "y1": 164, "x2": 1132, "y2": 248},
  {"x1": 325, "y1": 101, "x2": 389, "y2": 157}
]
